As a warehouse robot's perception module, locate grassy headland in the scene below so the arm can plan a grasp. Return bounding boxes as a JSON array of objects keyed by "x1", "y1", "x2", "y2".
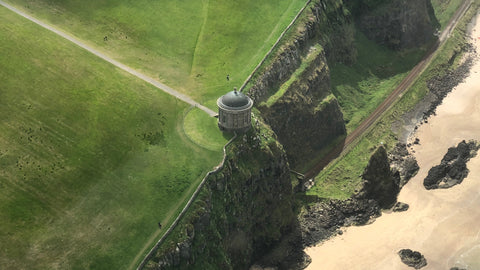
[
  {"x1": 0, "y1": 6, "x2": 227, "y2": 269},
  {"x1": 0, "y1": 0, "x2": 314, "y2": 268}
]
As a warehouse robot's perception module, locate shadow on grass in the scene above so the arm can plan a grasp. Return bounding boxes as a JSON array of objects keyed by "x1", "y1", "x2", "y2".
[
  {"x1": 303, "y1": 135, "x2": 346, "y2": 179},
  {"x1": 330, "y1": 30, "x2": 432, "y2": 131}
]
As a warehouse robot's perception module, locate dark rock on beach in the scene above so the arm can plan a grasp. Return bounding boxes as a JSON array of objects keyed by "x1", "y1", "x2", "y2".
[
  {"x1": 424, "y1": 55, "x2": 475, "y2": 119},
  {"x1": 389, "y1": 143, "x2": 420, "y2": 188},
  {"x1": 398, "y1": 249, "x2": 427, "y2": 269},
  {"x1": 392, "y1": 202, "x2": 409, "y2": 212},
  {"x1": 424, "y1": 140, "x2": 480, "y2": 190},
  {"x1": 299, "y1": 198, "x2": 380, "y2": 247},
  {"x1": 359, "y1": 146, "x2": 400, "y2": 209}
]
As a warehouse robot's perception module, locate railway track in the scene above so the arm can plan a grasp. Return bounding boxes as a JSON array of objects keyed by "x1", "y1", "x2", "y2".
[{"x1": 304, "y1": 0, "x2": 473, "y2": 179}]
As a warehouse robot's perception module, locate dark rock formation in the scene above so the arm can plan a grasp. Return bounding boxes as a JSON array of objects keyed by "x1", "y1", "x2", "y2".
[
  {"x1": 299, "y1": 198, "x2": 380, "y2": 247},
  {"x1": 392, "y1": 202, "x2": 409, "y2": 212},
  {"x1": 424, "y1": 140, "x2": 480, "y2": 190},
  {"x1": 296, "y1": 144, "x2": 416, "y2": 250},
  {"x1": 424, "y1": 55, "x2": 475, "y2": 119},
  {"x1": 248, "y1": 0, "x2": 356, "y2": 103},
  {"x1": 389, "y1": 143, "x2": 419, "y2": 188},
  {"x1": 356, "y1": 0, "x2": 439, "y2": 50},
  {"x1": 358, "y1": 146, "x2": 400, "y2": 209},
  {"x1": 259, "y1": 49, "x2": 346, "y2": 168},
  {"x1": 147, "y1": 118, "x2": 296, "y2": 270},
  {"x1": 247, "y1": 0, "x2": 354, "y2": 168},
  {"x1": 450, "y1": 267, "x2": 467, "y2": 270},
  {"x1": 398, "y1": 249, "x2": 427, "y2": 269}
]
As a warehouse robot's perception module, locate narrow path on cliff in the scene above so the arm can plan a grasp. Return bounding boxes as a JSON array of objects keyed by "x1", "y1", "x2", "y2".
[
  {"x1": 304, "y1": 0, "x2": 474, "y2": 179},
  {"x1": 0, "y1": 0, "x2": 218, "y2": 117}
]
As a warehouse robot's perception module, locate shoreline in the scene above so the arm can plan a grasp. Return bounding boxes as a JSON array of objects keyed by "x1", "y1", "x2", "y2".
[{"x1": 304, "y1": 9, "x2": 480, "y2": 270}]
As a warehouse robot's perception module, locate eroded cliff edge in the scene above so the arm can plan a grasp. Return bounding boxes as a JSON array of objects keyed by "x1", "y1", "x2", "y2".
[
  {"x1": 248, "y1": 0, "x2": 355, "y2": 168},
  {"x1": 258, "y1": 48, "x2": 346, "y2": 168},
  {"x1": 146, "y1": 117, "x2": 296, "y2": 270},
  {"x1": 247, "y1": 0, "x2": 439, "y2": 169}
]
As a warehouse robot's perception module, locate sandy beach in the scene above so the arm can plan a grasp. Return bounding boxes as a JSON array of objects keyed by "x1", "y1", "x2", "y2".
[{"x1": 305, "y1": 11, "x2": 480, "y2": 270}]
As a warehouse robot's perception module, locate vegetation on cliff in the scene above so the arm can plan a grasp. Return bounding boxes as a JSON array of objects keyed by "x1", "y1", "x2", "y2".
[
  {"x1": 258, "y1": 45, "x2": 346, "y2": 169},
  {"x1": 310, "y1": 0, "x2": 479, "y2": 200},
  {"x1": 147, "y1": 116, "x2": 295, "y2": 270}
]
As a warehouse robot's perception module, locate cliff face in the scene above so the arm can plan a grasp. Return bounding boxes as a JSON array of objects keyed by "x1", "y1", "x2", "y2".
[
  {"x1": 248, "y1": 0, "x2": 352, "y2": 168},
  {"x1": 355, "y1": 0, "x2": 439, "y2": 50},
  {"x1": 259, "y1": 49, "x2": 346, "y2": 168},
  {"x1": 248, "y1": 0, "x2": 357, "y2": 103},
  {"x1": 148, "y1": 118, "x2": 295, "y2": 270},
  {"x1": 145, "y1": 0, "x2": 441, "y2": 268}
]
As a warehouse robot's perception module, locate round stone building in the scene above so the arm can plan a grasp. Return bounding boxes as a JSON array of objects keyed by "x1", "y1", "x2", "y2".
[{"x1": 217, "y1": 89, "x2": 253, "y2": 132}]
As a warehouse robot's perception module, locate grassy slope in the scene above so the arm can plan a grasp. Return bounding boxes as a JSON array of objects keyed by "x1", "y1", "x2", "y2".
[
  {"x1": 0, "y1": 6, "x2": 227, "y2": 269},
  {"x1": 331, "y1": 31, "x2": 426, "y2": 133},
  {"x1": 308, "y1": 0, "x2": 477, "y2": 200},
  {"x1": 261, "y1": 44, "x2": 324, "y2": 108},
  {"x1": 431, "y1": 0, "x2": 465, "y2": 29},
  {"x1": 5, "y1": 0, "x2": 307, "y2": 107}
]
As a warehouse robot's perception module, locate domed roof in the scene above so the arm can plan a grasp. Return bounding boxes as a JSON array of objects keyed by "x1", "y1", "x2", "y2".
[{"x1": 217, "y1": 90, "x2": 252, "y2": 110}]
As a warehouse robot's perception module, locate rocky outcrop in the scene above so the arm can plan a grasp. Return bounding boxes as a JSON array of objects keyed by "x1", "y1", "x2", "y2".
[
  {"x1": 299, "y1": 198, "x2": 380, "y2": 246},
  {"x1": 297, "y1": 144, "x2": 417, "y2": 249},
  {"x1": 259, "y1": 49, "x2": 346, "y2": 168},
  {"x1": 358, "y1": 146, "x2": 400, "y2": 209},
  {"x1": 424, "y1": 140, "x2": 480, "y2": 190},
  {"x1": 356, "y1": 0, "x2": 439, "y2": 50},
  {"x1": 147, "y1": 118, "x2": 296, "y2": 270},
  {"x1": 392, "y1": 202, "x2": 409, "y2": 212},
  {"x1": 389, "y1": 143, "x2": 420, "y2": 188},
  {"x1": 424, "y1": 55, "x2": 475, "y2": 118},
  {"x1": 398, "y1": 249, "x2": 427, "y2": 269}
]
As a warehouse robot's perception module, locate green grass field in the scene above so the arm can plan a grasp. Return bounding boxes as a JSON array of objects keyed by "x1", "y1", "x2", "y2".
[
  {"x1": 0, "y1": 6, "x2": 229, "y2": 269},
  {"x1": 5, "y1": 0, "x2": 308, "y2": 107},
  {"x1": 0, "y1": 0, "x2": 310, "y2": 269}
]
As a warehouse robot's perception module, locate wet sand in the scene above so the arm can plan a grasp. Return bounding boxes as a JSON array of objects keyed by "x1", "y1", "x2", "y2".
[{"x1": 305, "y1": 11, "x2": 480, "y2": 270}]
